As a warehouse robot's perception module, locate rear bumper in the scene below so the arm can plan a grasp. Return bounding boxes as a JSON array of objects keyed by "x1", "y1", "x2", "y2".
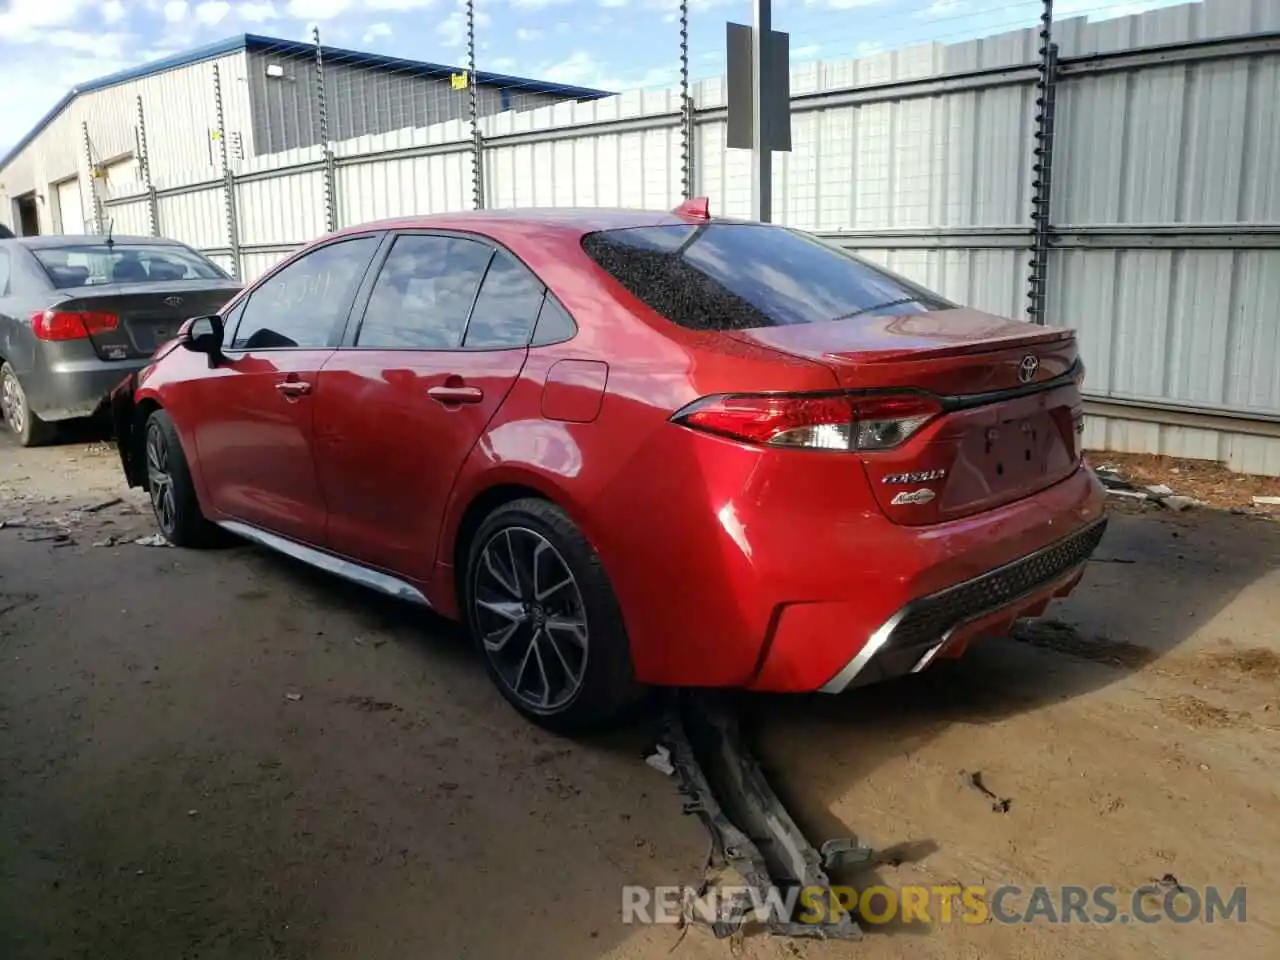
[
  {"x1": 817, "y1": 517, "x2": 1106, "y2": 693},
  {"x1": 737, "y1": 462, "x2": 1108, "y2": 693},
  {"x1": 26, "y1": 351, "x2": 150, "y2": 421}
]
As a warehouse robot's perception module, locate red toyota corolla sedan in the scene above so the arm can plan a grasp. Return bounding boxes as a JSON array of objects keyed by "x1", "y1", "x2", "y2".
[{"x1": 110, "y1": 201, "x2": 1106, "y2": 730}]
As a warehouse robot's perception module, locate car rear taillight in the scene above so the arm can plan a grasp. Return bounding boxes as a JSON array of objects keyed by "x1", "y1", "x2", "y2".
[
  {"x1": 671, "y1": 392, "x2": 942, "y2": 451},
  {"x1": 31, "y1": 309, "x2": 120, "y2": 341}
]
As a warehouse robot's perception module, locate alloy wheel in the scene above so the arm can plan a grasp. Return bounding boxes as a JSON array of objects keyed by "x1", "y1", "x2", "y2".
[
  {"x1": 145, "y1": 421, "x2": 176, "y2": 536},
  {"x1": 472, "y1": 526, "x2": 589, "y2": 712},
  {"x1": 1, "y1": 371, "x2": 25, "y2": 435}
]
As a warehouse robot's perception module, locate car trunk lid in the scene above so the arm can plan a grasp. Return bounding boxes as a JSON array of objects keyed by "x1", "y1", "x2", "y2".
[
  {"x1": 727, "y1": 308, "x2": 1086, "y2": 525},
  {"x1": 52, "y1": 281, "x2": 241, "y2": 360}
]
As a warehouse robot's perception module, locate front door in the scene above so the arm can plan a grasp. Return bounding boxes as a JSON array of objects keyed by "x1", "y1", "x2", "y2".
[
  {"x1": 313, "y1": 234, "x2": 546, "y2": 583},
  {"x1": 192, "y1": 235, "x2": 382, "y2": 545}
]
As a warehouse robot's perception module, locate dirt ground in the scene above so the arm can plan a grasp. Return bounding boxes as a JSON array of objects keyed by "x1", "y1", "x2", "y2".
[{"x1": 2, "y1": 434, "x2": 1278, "y2": 960}]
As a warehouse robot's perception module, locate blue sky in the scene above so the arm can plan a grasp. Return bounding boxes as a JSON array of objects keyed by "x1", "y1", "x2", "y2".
[{"x1": 0, "y1": 0, "x2": 1187, "y2": 154}]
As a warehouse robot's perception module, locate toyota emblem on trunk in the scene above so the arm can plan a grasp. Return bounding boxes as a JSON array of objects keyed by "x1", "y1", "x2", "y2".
[
  {"x1": 1018, "y1": 354, "x2": 1040, "y2": 383},
  {"x1": 163, "y1": 296, "x2": 184, "y2": 307}
]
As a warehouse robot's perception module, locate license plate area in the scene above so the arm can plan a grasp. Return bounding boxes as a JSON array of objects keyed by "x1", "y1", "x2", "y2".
[{"x1": 979, "y1": 413, "x2": 1051, "y2": 489}]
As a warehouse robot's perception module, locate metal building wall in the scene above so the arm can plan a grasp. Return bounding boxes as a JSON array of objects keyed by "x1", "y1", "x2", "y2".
[
  {"x1": 0, "y1": 51, "x2": 254, "y2": 235},
  {"x1": 94, "y1": 0, "x2": 1280, "y2": 474},
  {"x1": 244, "y1": 50, "x2": 566, "y2": 157}
]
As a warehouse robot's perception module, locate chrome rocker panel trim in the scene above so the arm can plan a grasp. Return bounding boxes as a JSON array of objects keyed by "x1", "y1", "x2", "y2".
[{"x1": 217, "y1": 520, "x2": 432, "y2": 607}]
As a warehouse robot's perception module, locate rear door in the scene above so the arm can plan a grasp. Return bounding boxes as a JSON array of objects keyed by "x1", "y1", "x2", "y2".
[
  {"x1": 187, "y1": 234, "x2": 382, "y2": 545},
  {"x1": 313, "y1": 232, "x2": 543, "y2": 583}
]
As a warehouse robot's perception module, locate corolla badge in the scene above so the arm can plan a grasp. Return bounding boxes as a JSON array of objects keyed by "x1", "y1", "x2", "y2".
[
  {"x1": 1018, "y1": 354, "x2": 1040, "y2": 384},
  {"x1": 883, "y1": 469, "x2": 947, "y2": 485},
  {"x1": 891, "y1": 488, "x2": 937, "y2": 506},
  {"x1": 163, "y1": 296, "x2": 184, "y2": 307}
]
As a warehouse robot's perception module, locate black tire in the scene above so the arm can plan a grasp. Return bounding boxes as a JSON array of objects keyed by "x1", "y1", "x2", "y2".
[
  {"x1": 143, "y1": 409, "x2": 219, "y2": 548},
  {"x1": 0, "y1": 362, "x2": 56, "y2": 447},
  {"x1": 463, "y1": 498, "x2": 641, "y2": 733}
]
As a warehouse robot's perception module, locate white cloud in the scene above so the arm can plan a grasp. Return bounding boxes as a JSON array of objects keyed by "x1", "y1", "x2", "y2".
[
  {"x1": 285, "y1": 0, "x2": 350, "y2": 18},
  {"x1": 101, "y1": 0, "x2": 128, "y2": 23},
  {"x1": 237, "y1": 1, "x2": 279, "y2": 19},
  {"x1": 538, "y1": 50, "x2": 673, "y2": 92},
  {"x1": 42, "y1": 30, "x2": 132, "y2": 56},
  {"x1": 599, "y1": 0, "x2": 627, "y2": 6},
  {"x1": 510, "y1": 0, "x2": 568, "y2": 8},
  {"x1": 915, "y1": 0, "x2": 961, "y2": 16},
  {"x1": 1055, "y1": 0, "x2": 1174, "y2": 19},
  {"x1": 435, "y1": 6, "x2": 491, "y2": 47},
  {"x1": 163, "y1": 0, "x2": 190, "y2": 21},
  {"x1": 793, "y1": 43, "x2": 821, "y2": 58},
  {"x1": 362, "y1": 21, "x2": 392, "y2": 41},
  {"x1": 195, "y1": 1, "x2": 232, "y2": 24},
  {"x1": 0, "y1": 0, "x2": 93, "y2": 35},
  {"x1": 489, "y1": 56, "x2": 516, "y2": 70},
  {"x1": 515, "y1": 27, "x2": 542, "y2": 40},
  {"x1": 365, "y1": 0, "x2": 436, "y2": 8}
]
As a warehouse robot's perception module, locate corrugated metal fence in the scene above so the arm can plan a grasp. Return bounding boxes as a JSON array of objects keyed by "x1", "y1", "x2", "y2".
[{"x1": 101, "y1": 0, "x2": 1280, "y2": 475}]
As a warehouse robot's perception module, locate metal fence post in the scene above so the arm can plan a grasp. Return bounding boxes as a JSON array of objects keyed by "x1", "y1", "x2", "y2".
[
  {"x1": 212, "y1": 63, "x2": 242, "y2": 280},
  {"x1": 679, "y1": 0, "x2": 694, "y2": 200},
  {"x1": 466, "y1": 0, "x2": 484, "y2": 210},
  {"x1": 81, "y1": 122, "x2": 104, "y2": 234},
  {"x1": 750, "y1": 0, "x2": 773, "y2": 223},
  {"x1": 1027, "y1": 0, "x2": 1059, "y2": 324},
  {"x1": 313, "y1": 26, "x2": 338, "y2": 232},
  {"x1": 135, "y1": 95, "x2": 159, "y2": 236}
]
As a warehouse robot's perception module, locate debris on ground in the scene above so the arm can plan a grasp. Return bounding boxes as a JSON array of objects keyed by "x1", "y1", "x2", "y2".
[
  {"x1": 1254, "y1": 496, "x2": 1280, "y2": 510},
  {"x1": 92, "y1": 536, "x2": 124, "y2": 547},
  {"x1": 1090, "y1": 461, "x2": 1208, "y2": 511},
  {"x1": 134, "y1": 534, "x2": 170, "y2": 547},
  {"x1": 21, "y1": 530, "x2": 73, "y2": 545},
  {"x1": 1089, "y1": 451, "x2": 1280, "y2": 511},
  {"x1": 644, "y1": 744, "x2": 674, "y2": 776},
  {"x1": 1154, "y1": 873, "x2": 1185, "y2": 893},
  {"x1": 961, "y1": 770, "x2": 1012, "y2": 813},
  {"x1": 82, "y1": 497, "x2": 124, "y2": 514}
]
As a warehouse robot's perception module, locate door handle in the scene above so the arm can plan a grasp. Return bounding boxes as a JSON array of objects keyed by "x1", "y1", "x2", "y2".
[
  {"x1": 275, "y1": 380, "x2": 312, "y2": 397},
  {"x1": 427, "y1": 384, "x2": 484, "y2": 405}
]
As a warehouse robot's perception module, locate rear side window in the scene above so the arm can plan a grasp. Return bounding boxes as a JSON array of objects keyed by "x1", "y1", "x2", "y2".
[
  {"x1": 581, "y1": 223, "x2": 952, "y2": 332},
  {"x1": 357, "y1": 235, "x2": 492, "y2": 349},
  {"x1": 462, "y1": 249, "x2": 545, "y2": 349},
  {"x1": 31, "y1": 243, "x2": 227, "y2": 289}
]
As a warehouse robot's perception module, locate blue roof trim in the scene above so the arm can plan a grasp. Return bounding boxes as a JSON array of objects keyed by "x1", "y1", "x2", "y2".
[{"x1": 1, "y1": 33, "x2": 613, "y2": 172}]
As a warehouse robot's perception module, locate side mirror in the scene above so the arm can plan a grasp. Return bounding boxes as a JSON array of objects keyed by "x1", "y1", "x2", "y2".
[{"x1": 180, "y1": 315, "x2": 225, "y2": 366}]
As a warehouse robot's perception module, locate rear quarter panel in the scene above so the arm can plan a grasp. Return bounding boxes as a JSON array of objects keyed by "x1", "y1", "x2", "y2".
[{"x1": 432, "y1": 228, "x2": 844, "y2": 682}]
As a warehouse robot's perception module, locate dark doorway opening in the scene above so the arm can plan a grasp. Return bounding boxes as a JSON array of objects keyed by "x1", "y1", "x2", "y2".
[{"x1": 15, "y1": 193, "x2": 40, "y2": 236}]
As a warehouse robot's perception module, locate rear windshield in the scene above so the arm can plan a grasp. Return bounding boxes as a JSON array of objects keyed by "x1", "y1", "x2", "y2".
[
  {"x1": 581, "y1": 223, "x2": 952, "y2": 331},
  {"x1": 32, "y1": 244, "x2": 227, "y2": 289}
]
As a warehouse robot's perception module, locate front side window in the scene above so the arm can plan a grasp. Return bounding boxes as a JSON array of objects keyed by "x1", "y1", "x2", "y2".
[
  {"x1": 233, "y1": 236, "x2": 378, "y2": 350},
  {"x1": 581, "y1": 223, "x2": 952, "y2": 332},
  {"x1": 356, "y1": 235, "x2": 493, "y2": 350},
  {"x1": 31, "y1": 243, "x2": 228, "y2": 290}
]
